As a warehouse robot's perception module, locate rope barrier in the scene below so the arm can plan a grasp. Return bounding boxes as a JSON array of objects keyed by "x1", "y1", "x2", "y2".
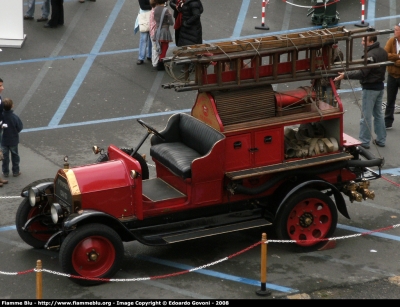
[{"x1": 1, "y1": 221, "x2": 400, "y2": 282}]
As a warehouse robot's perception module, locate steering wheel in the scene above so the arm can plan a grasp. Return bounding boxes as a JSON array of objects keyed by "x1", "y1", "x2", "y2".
[{"x1": 137, "y1": 119, "x2": 165, "y2": 141}]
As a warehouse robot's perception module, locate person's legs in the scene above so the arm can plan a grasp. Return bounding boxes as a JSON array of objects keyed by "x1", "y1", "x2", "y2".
[
  {"x1": 359, "y1": 89, "x2": 375, "y2": 147},
  {"x1": 372, "y1": 89, "x2": 386, "y2": 145},
  {"x1": 151, "y1": 41, "x2": 159, "y2": 68},
  {"x1": 10, "y1": 146, "x2": 20, "y2": 176},
  {"x1": 385, "y1": 74, "x2": 398, "y2": 128},
  {"x1": 2, "y1": 146, "x2": 10, "y2": 176},
  {"x1": 147, "y1": 34, "x2": 152, "y2": 60},
  {"x1": 159, "y1": 42, "x2": 169, "y2": 60},
  {"x1": 138, "y1": 32, "x2": 148, "y2": 61},
  {"x1": 41, "y1": 0, "x2": 50, "y2": 18},
  {"x1": 25, "y1": 0, "x2": 36, "y2": 17},
  {"x1": 47, "y1": 0, "x2": 61, "y2": 27}
]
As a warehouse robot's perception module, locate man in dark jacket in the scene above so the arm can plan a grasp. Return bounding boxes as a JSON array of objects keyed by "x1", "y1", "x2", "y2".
[
  {"x1": 334, "y1": 35, "x2": 388, "y2": 149},
  {"x1": 176, "y1": 0, "x2": 203, "y2": 47}
]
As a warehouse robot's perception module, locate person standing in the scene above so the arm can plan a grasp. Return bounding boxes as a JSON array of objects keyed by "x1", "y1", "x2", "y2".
[
  {"x1": 176, "y1": 0, "x2": 203, "y2": 47},
  {"x1": 135, "y1": 0, "x2": 153, "y2": 65},
  {"x1": 149, "y1": 0, "x2": 159, "y2": 70},
  {"x1": 384, "y1": 23, "x2": 400, "y2": 130},
  {"x1": 1, "y1": 98, "x2": 23, "y2": 180},
  {"x1": 169, "y1": 0, "x2": 181, "y2": 46},
  {"x1": 44, "y1": 0, "x2": 64, "y2": 28},
  {"x1": 334, "y1": 35, "x2": 388, "y2": 149},
  {"x1": 24, "y1": 0, "x2": 50, "y2": 22},
  {"x1": 0, "y1": 79, "x2": 7, "y2": 187},
  {"x1": 153, "y1": 0, "x2": 174, "y2": 71}
]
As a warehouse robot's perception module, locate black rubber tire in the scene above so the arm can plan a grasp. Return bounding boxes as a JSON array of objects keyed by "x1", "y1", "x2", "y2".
[
  {"x1": 59, "y1": 223, "x2": 124, "y2": 286},
  {"x1": 274, "y1": 188, "x2": 337, "y2": 248},
  {"x1": 16, "y1": 198, "x2": 55, "y2": 249},
  {"x1": 96, "y1": 150, "x2": 149, "y2": 180}
]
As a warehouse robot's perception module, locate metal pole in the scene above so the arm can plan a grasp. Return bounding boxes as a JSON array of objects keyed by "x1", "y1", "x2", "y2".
[
  {"x1": 255, "y1": 0, "x2": 270, "y2": 30},
  {"x1": 355, "y1": 0, "x2": 369, "y2": 27},
  {"x1": 36, "y1": 260, "x2": 43, "y2": 299},
  {"x1": 255, "y1": 233, "x2": 271, "y2": 296}
]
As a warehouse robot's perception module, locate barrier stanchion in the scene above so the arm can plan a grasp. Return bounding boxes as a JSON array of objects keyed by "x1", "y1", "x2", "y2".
[
  {"x1": 355, "y1": 0, "x2": 369, "y2": 27},
  {"x1": 255, "y1": 0, "x2": 270, "y2": 30},
  {"x1": 255, "y1": 233, "x2": 271, "y2": 296},
  {"x1": 36, "y1": 260, "x2": 43, "y2": 299}
]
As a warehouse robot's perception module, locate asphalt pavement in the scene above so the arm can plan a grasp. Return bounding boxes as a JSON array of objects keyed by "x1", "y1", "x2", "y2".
[{"x1": 1, "y1": 0, "x2": 400, "y2": 300}]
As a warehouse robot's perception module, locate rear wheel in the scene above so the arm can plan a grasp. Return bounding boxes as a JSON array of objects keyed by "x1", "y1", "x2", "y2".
[
  {"x1": 16, "y1": 198, "x2": 55, "y2": 248},
  {"x1": 96, "y1": 149, "x2": 149, "y2": 180},
  {"x1": 274, "y1": 189, "x2": 337, "y2": 247},
  {"x1": 59, "y1": 223, "x2": 124, "y2": 286}
]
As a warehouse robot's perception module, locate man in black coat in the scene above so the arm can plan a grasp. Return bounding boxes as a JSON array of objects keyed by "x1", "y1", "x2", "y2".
[{"x1": 176, "y1": 0, "x2": 203, "y2": 47}]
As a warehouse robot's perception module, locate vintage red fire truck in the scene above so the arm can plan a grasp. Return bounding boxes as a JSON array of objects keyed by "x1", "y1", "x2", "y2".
[{"x1": 16, "y1": 26, "x2": 390, "y2": 285}]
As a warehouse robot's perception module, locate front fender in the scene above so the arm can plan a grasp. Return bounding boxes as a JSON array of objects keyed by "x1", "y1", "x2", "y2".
[
  {"x1": 276, "y1": 180, "x2": 350, "y2": 219},
  {"x1": 63, "y1": 210, "x2": 136, "y2": 241},
  {"x1": 21, "y1": 181, "x2": 54, "y2": 197}
]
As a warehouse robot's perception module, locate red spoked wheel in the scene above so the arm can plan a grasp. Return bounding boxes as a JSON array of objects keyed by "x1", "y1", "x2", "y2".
[
  {"x1": 274, "y1": 189, "x2": 338, "y2": 247},
  {"x1": 60, "y1": 223, "x2": 124, "y2": 286},
  {"x1": 16, "y1": 198, "x2": 55, "y2": 248}
]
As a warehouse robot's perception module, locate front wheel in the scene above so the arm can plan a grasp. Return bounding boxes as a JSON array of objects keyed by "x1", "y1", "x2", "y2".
[
  {"x1": 274, "y1": 188, "x2": 337, "y2": 247},
  {"x1": 59, "y1": 223, "x2": 124, "y2": 286},
  {"x1": 16, "y1": 198, "x2": 56, "y2": 249}
]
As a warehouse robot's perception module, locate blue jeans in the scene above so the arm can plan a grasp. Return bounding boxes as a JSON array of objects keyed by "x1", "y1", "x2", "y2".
[
  {"x1": 138, "y1": 32, "x2": 152, "y2": 61},
  {"x1": 25, "y1": 0, "x2": 50, "y2": 18},
  {"x1": 2, "y1": 145, "x2": 20, "y2": 175},
  {"x1": 359, "y1": 89, "x2": 386, "y2": 146}
]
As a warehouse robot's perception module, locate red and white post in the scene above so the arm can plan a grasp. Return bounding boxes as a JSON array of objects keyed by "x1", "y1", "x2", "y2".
[
  {"x1": 355, "y1": 0, "x2": 369, "y2": 27},
  {"x1": 255, "y1": 0, "x2": 270, "y2": 30}
]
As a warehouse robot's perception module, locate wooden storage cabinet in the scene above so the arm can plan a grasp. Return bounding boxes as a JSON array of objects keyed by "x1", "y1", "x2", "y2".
[{"x1": 225, "y1": 127, "x2": 283, "y2": 172}]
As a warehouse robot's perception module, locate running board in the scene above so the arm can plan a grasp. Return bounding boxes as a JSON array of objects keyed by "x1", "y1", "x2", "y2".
[{"x1": 155, "y1": 219, "x2": 271, "y2": 244}]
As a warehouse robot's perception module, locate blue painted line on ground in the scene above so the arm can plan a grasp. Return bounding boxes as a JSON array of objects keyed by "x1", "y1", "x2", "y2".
[
  {"x1": 21, "y1": 109, "x2": 191, "y2": 133},
  {"x1": 0, "y1": 225, "x2": 16, "y2": 232},
  {"x1": 136, "y1": 254, "x2": 298, "y2": 294},
  {"x1": 232, "y1": 0, "x2": 250, "y2": 38},
  {"x1": 48, "y1": 0, "x2": 126, "y2": 127},
  {"x1": 337, "y1": 224, "x2": 400, "y2": 242},
  {"x1": 367, "y1": 0, "x2": 376, "y2": 27},
  {"x1": 382, "y1": 169, "x2": 400, "y2": 176}
]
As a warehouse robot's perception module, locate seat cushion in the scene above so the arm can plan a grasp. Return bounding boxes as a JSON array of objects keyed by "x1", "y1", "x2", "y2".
[{"x1": 150, "y1": 142, "x2": 201, "y2": 179}]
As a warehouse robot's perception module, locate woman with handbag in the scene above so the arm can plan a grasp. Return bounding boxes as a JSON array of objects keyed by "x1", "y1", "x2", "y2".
[
  {"x1": 152, "y1": 0, "x2": 174, "y2": 71},
  {"x1": 135, "y1": 0, "x2": 153, "y2": 65}
]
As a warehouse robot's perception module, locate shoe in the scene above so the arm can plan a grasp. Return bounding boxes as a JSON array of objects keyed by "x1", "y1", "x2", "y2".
[
  {"x1": 360, "y1": 144, "x2": 370, "y2": 149},
  {"x1": 157, "y1": 61, "x2": 165, "y2": 71},
  {"x1": 24, "y1": 16, "x2": 34, "y2": 20},
  {"x1": 44, "y1": 23, "x2": 57, "y2": 28},
  {"x1": 79, "y1": 0, "x2": 85, "y2": 2},
  {"x1": 2, "y1": 173, "x2": 9, "y2": 177},
  {"x1": 0, "y1": 178, "x2": 8, "y2": 184},
  {"x1": 147, "y1": 57, "x2": 151, "y2": 61},
  {"x1": 373, "y1": 140, "x2": 385, "y2": 147},
  {"x1": 90, "y1": 0, "x2": 96, "y2": 2},
  {"x1": 13, "y1": 172, "x2": 21, "y2": 177},
  {"x1": 386, "y1": 125, "x2": 392, "y2": 130},
  {"x1": 37, "y1": 17, "x2": 48, "y2": 22},
  {"x1": 137, "y1": 60, "x2": 144, "y2": 65},
  {"x1": 0, "y1": 182, "x2": 2, "y2": 187}
]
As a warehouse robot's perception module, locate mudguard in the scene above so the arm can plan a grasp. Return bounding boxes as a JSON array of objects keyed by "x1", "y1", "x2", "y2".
[
  {"x1": 21, "y1": 181, "x2": 54, "y2": 197},
  {"x1": 276, "y1": 179, "x2": 350, "y2": 219}
]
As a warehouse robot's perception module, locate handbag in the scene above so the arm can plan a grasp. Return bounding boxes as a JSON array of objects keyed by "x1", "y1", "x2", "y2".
[
  {"x1": 138, "y1": 10, "x2": 151, "y2": 33},
  {"x1": 155, "y1": 8, "x2": 168, "y2": 54}
]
